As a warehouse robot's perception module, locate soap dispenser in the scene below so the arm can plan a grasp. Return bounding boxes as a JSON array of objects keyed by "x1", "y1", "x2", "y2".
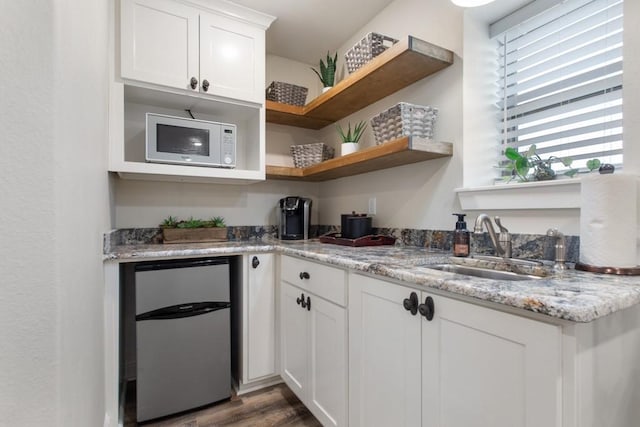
[{"x1": 452, "y1": 213, "x2": 470, "y2": 257}]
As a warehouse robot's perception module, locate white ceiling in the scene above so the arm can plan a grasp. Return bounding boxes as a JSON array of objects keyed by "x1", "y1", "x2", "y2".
[{"x1": 229, "y1": 0, "x2": 396, "y2": 64}]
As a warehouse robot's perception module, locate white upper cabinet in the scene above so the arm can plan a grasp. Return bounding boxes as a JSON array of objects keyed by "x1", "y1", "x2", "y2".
[
  {"x1": 121, "y1": 0, "x2": 199, "y2": 92},
  {"x1": 121, "y1": 0, "x2": 269, "y2": 104},
  {"x1": 199, "y1": 13, "x2": 264, "y2": 104},
  {"x1": 111, "y1": 0, "x2": 274, "y2": 183}
]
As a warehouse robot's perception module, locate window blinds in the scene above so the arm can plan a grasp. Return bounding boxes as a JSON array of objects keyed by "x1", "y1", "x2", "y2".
[{"x1": 495, "y1": 0, "x2": 623, "y2": 176}]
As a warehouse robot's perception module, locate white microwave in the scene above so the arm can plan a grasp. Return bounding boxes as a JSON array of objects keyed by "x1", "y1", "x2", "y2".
[{"x1": 145, "y1": 113, "x2": 236, "y2": 168}]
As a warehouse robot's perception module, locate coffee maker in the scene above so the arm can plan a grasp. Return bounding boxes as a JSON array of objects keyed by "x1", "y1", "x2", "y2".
[{"x1": 277, "y1": 196, "x2": 312, "y2": 240}]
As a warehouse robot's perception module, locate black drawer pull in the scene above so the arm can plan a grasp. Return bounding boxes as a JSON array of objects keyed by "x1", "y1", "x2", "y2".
[
  {"x1": 419, "y1": 296, "x2": 435, "y2": 321},
  {"x1": 403, "y1": 292, "x2": 419, "y2": 316},
  {"x1": 299, "y1": 271, "x2": 310, "y2": 280}
]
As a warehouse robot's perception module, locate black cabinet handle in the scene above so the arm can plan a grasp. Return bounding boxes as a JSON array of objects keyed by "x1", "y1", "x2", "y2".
[
  {"x1": 296, "y1": 293, "x2": 305, "y2": 306},
  {"x1": 299, "y1": 271, "x2": 310, "y2": 280},
  {"x1": 202, "y1": 79, "x2": 210, "y2": 92},
  {"x1": 403, "y1": 292, "x2": 419, "y2": 315},
  {"x1": 419, "y1": 296, "x2": 435, "y2": 321},
  {"x1": 252, "y1": 256, "x2": 260, "y2": 269},
  {"x1": 306, "y1": 296, "x2": 311, "y2": 311},
  {"x1": 190, "y1": 76, "x2": 198, "y2": 89}
]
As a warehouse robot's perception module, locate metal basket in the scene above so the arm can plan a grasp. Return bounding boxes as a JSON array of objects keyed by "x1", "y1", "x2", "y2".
[
  {"x1": 266, "y1": 81, "x2": 308, "y2": 106},
  {"x1": 290, "y1": 143, "x2": 335, "y2": 168},
  {"x1": 345, "y1": 32, "x2": 399, "y2": 74},
  {"x1": 370, "y1": 102, "x2": 438, "y2": 145}
]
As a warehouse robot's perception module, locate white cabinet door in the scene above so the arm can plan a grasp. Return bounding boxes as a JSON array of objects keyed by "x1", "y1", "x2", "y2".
[
  {"x1": 121, "y1": 0, "x2": 199, "y2": 91},
  {"x1": 199, "y1": 12, "x2": 265, "y2": 103},
  {"x1": 243, "y1": 254, "x2": 275, "y2": 382},
  {"x1": 421, "y1": 294, "x2": 562, "y2": 427},
  {"x1": 281, "y1": 281, "x2": 309, "y2": 398},
  {"x1": 308, "y1": 294, "x2": 347, "y2": 427},
  {"x1": 349, "y1": 274, "x2": 422, "y2": 427}
]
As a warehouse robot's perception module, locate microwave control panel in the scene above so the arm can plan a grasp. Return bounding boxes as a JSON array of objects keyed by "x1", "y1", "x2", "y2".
[{"x1": 221, "y1": 126, "x2": 236, "y2": 167}]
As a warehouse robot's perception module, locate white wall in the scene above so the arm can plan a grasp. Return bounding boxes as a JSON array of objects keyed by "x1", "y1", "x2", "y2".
[
  {"x1": 1, "y1": 2, "x2": 58, "y2": 424},
  {"x1": 1, "y1": 1, "x2": 111, "y2": 425},
  {"x1": 315, "y1": 0, "x2": 465, "y2": 229},
  {"x1": 53, "y1": 0, "x2": 111, "y2": 425},
  {"x1": 623, "y1": 0, "x2": 640, "y2": 174},
  {"x1": 114, "y1": 179, "x2": 320, "y2": 227}
]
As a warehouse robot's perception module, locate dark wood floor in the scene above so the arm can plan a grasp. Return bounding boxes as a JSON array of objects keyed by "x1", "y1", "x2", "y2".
[{"x1": 125, "y1": 382, "x2": 322, "y2": 427}]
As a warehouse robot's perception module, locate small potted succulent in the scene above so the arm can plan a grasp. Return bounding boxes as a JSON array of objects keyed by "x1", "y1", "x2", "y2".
[
  {"x1": 337, "y1": 121, "x2": 367, "y2": 156},
  {"x1": 311, "y1": 51, "x2": 338, "y2": 92},
  {"x1": 160, "y1": 215, "x2": 227, "y2": 243}
]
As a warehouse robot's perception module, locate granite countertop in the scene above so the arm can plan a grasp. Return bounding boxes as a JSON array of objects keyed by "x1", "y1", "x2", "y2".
[{"x1": 105, "y1": 237, "x2": 640, "y2": 323}]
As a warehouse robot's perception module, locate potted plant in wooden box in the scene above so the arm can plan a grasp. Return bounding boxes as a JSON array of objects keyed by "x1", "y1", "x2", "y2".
[
  {"x1": 337, "y1": 121, "x2": 367, "y2": 156},
  {"x1": 160, "y1": 215, "x2": 228, "y2": 243}
]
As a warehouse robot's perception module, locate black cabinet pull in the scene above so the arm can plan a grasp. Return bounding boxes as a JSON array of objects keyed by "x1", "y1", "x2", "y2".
[
  {"x1": 202, "y1": 79, "x2": 210, "y2": 92},
  {"x1": 306, "y1": 296, "x2": 311, "y2": 311},
  {"x1": 403, "y1": 292, "x2": 419, "y2": 315},
  {"x1": 299, "y1": 271, "x2": 310, "y2": 280},
  {"x1": 251, "y1": 256, "x2": 260, "y2": 269},
  {"x1": 296, "y1": 293, "x2": 305, "y2": 306},
  {"x1": 190, "y1": 76, "x2": 198, "y2": 89},
  {"x1": 419, "y1": 296, "x2": 435, "y2": 321}
]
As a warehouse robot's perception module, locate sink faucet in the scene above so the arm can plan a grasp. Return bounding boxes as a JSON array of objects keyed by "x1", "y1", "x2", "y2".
[
  {"x1": 473, "y1": 214, "x2": 512, "y2": 258},
  {"x1": 546, "y1": 228, "x2": 567, "y2": 271}
]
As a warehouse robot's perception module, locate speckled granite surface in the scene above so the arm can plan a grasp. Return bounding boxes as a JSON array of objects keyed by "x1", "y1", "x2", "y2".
[
  {"x1": 105, "y1": 226, "x2": 580, "y2": 262},
  {"x1": 105, "y1": 235, "x2": 640, "y2": 323}
]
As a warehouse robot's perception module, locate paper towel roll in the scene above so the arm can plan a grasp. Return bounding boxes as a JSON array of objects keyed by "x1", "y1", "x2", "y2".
[{"x1": 580, "y1": 173, "x2": 638, "y2": 268}]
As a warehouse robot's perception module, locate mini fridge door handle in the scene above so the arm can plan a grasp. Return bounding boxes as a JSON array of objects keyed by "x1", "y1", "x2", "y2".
[{"x1": 136, "y1": 301, "x2": 231, "y2": 321}]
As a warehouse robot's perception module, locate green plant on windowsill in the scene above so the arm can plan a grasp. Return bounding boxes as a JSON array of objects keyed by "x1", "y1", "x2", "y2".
[
  {"x1": 337, "y1": 121, "x2": 367, "y2": 144},
  {"x1": 502, "y1": 145, "x2": 603, "y2": 182},
  {"x1": 502, "y1": 145, "x2": 577, "y2": 182},
  {"x1": 311, "y1": 51, "x2": 338, "y2": 88}
]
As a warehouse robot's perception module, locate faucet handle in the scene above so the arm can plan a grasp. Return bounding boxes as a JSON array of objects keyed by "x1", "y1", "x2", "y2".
[{"x1": 494, "y1": 216, "x2": 509, "y2": 233}]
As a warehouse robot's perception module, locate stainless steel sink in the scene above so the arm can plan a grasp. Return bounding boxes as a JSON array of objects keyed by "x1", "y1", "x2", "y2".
[{"x1": 426, "y1": 264, "x2": 543, "y2": 281}]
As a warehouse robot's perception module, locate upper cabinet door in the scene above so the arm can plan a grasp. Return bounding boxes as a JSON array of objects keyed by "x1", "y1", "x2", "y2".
[
  {"x1": 199, "y1": 13, "x2": 265, "y2": 104},
  {"x1": 121, "y1": 0, "x2": 199, "y2": 91}
]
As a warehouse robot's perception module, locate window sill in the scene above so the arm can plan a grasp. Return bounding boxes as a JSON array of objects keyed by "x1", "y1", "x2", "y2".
[{"x1": 456, "y1": 179, "x2": 581, "y2": 211}]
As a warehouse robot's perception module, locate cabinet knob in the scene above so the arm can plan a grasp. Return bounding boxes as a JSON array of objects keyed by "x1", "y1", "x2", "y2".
[
  {"x1": 297, "y1": 293, "x2": 305, "y2": 306},
  {"x1": 306, "y1": 296, "x2": 311, "y2": 312},
  {"x1": 190, "y1": 77, "x2": 198, "y2": 90},
  {"x1": 299, "y1": 271, "x2": 310, "y2": 280},
  {"x1": 251, "y1": 256, "x2": 260, "y2": 269},
  {"x1": 403, "y1": 292, "x2": 419, "y2": 316},
  {"x1": 202, "y1": 79, "x2": 210, "y2": 92},
  {"x1": 419, "y1": 296, "x2": 435, "y2": 321}
]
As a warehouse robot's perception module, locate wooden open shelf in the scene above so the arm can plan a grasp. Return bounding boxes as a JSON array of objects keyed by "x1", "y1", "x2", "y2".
[
  {"x1": 266, "y1": 136, "x2": 453, "y2": 182},
  {"x1": 266, "y1": 36, "x2": 454, "y2": 130}
]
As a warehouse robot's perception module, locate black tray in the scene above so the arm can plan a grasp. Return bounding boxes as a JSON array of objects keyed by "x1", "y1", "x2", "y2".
[{"x1": 319, "y1": 232, "x2": 396, "y2": 247}]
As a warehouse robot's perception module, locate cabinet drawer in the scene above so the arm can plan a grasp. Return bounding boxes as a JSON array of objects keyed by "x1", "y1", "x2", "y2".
[{"x1": 281, "y1": 256, "x2": 346, "y2": 306}]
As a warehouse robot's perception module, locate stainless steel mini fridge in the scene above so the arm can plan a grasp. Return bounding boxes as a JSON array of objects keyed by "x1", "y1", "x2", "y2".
[{"x1": 134, "y1": 257, "x2": 231, "y2": 422}]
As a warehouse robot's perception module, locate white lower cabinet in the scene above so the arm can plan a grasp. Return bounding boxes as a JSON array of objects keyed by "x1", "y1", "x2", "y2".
[
  {"x1": 280, "y1": 256, "x2": 348, "y2": 427},
  {"x1": 349, "y1": 273, "x2": 562, "y2": 427},
  {"x1": 242, "y1": 253, "x2": 276, "y2": 384}
]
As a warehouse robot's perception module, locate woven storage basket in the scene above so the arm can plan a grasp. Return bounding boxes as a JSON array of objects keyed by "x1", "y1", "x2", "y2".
[
  {"x1": 371, "y1": 102, "x2": 439, "y2": 145},
  {"x1": 266, "y1": 81, "x2": 308, "y2": 106},
  {"x1": 345, "y1": 32, "x2": 399, "y2": 74},
  {"x1": 290, "y1": 143, "x2": 335, "y2": 168}
]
